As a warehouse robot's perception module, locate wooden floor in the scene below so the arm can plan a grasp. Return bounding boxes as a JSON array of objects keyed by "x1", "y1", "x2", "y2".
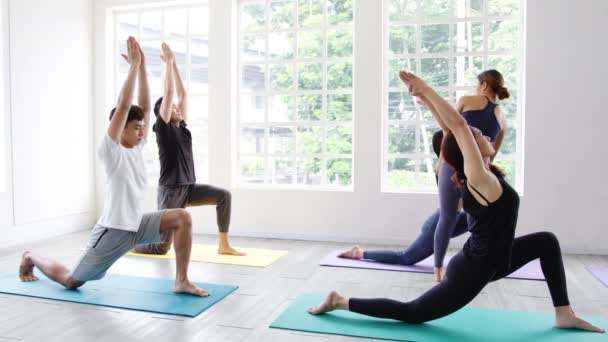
[{"x1": 0, "y1": 231, "x2": 607, "y2": 341}]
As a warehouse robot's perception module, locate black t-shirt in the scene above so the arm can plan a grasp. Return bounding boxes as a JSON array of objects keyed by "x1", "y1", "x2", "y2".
[{"x1": 154, "y1": 115, "x2": 196, "y2": 186}]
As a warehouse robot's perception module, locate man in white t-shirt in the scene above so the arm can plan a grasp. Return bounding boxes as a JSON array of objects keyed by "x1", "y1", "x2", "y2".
[{"x1": 18, "y1": 37, "x2": 209, "y2": 297}]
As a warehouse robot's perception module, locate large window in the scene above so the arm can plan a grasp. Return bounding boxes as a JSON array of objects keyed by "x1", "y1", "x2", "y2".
[
  {"x1": 237, "y1": 0, "x2": 354, "y2": 188},
  {"x1": 383, "y1": 0, "x2": 523, "y2": 192},
  {"x1": 113, "y1": 4, "x2": 210, "y2": 184}
]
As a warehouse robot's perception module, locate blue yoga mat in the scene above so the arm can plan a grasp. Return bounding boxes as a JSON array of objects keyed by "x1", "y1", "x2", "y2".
[
  {"x1": 270, "y1": 294, "x2": 608, "y2": 341},
  {"x1": 0, "y1": 272, "x2": 238, "y2": 317}
]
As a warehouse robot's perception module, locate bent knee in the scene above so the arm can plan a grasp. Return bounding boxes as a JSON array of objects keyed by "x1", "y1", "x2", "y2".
[
  {"x1": 64, "y1": 278, "x2": 85, "y2": 290},
  {"x1": 538, "y1": 231, "x2": 560, "y2": 249}
]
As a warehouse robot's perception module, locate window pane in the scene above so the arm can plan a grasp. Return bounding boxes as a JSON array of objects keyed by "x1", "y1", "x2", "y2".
[
  {"x1": 494, "y1": 158, "x2": 516, "y2": 185},
  {"x1": 453, "y1": 22, "x2": 483, "y2": 53},
  {"x1": 298, "y1": 0, "x2": 323, "y2": 27},
  {"x1": 421, "y1": 24, "x2": 450, "y2": 53},
  {"x1": 297, "y1": 126, "x2": 323, "y2": 154},
  {"x1": 418, "y1": 123, "x2": 440, "y2": 153},
  {"x1": 241, "y1": 34, "x2": 266, "y2": 61},
  {"x1": 327, "y1": 0, "x2": 353, "y2": 25},
  {"x1": 238, "y1": 0, "x2": 353, "y2": 188},
  {"x1": 165, "y1": 39, "x2": 187, "y2": 65},
  {"x1": 421, "y1": 58, "x2": 449, "y2": 87},
  {"x1": 270, "y1": 157, "x2": 295, "y2": 184},
  {"x1": 240, "y1": 95, "x2": 265, "y2": 122},
  {"x1": 327, "y1": 126, "x2": 352, "y2": 154},
  {"x1": 269, "y1": 95, "x2": 296, "y2": 121},
  {"x1": 270, "y1": 1, "x2": 295, "y2": 30},
  {"x1": 488, "y1": 0, "x2": 519, "y2": 16},
  {"x1": 387, "y1": 92, "x2": 416, "y2": 121},
  {"x1": 270, "y1": 64, "x2": 295, "y2": 91},
  {"x1": 297, "y1": 63, "x2": 323, "y2": 90},
  {"x1": 190, "y1": 67, "x2": 209, "y2": 93},
  {"x1": 189, "y1": 7, "x2": 209, "y2": 35},
  {"x1": 327, "y1": 94, "x2": 352, "y2": 121},
  {"x1": 241, "y1": 2, "x2": 266, "y2": 32},
  {"x1": 387, "y1": 157, "x2": 416, "y2": 189},
  {"x1": 189, "y1": 96, "x2": 209, "y2": 120},
  {"x1": 327, "y1": 61, "x2": 352, "y2": 89},
  {"x1": 269, "y1": 126, "x2": 295, "y2": 154},
  {"x1": 489, "y1": 21, "x2": 519, "y2": 52},
  {"x1": 327, "y1": 158, "x2": 352, "y2": 186},
  {"x1": 327, "y1": 29, "x2": 353, "y2": 57},
  {"x1": 389, "y1": 25, "x2": 416, "y2": 55},
  {"x1": 388, "y1": 58, "x2": 417, "y2": 88},
  {"x1": 487, "y1": 55, "x2": 517, "y2": 86},
  {"x1": 191, "y1": 37, "x2": 209, "y2": 64},
  {"x1": 419, "y1": 157, "x2": 439, "y2": 190},
  {"x1": 501, "y1": 126, "x2": 517, "y2": 154},
  {"x1": 503, "y1": 88, "x2": 517, "y2": 120},
  {"x1": 269, "y1": 32, "x2": 295, "y2": 59},
  {"x1": 453, "y1": 0, "x2": 483, "y2": 18},
  {"x1": 116, "y1": 13, "x2": 138, "y2": 40},
  {"x1": 164, "y1": 9, "x2": 187, "y2": 39},
  {"x1": 453, "y1": 56, "x2": 483, "y2": 86},
  {"x1": 421, "y1": 0, "x2": 449, "y2": 18},
  {"x1": 388, "y1": 125, "x2": 416, "y2": 153},
  {"x1": 297, "y1": 158, "x2": 322, "y2": 184},
  {"x1": 140, "y1": 40, "x2": 162, "y2": 68},
  {"x1": 141, "y1": 11, "x2": 162, "y2": 40},
  {"x1": 298, "y1": 30, "x2": 323, "y2": 58},
  {"x1": 388, "y1": 0, "x2": 416, "y2": 21},
  {"x1": 240, "y1": 127, "x2": 265, "y2": 154},
  {"x1": 297, "y1": 94, "x2": 322, "y2": 121},
  {"x1": 241, "y1": 64, "x2": 266, "y2": 92},
  {"x1": 241, "y1": 156, "x2": 266, "y2": 183}
]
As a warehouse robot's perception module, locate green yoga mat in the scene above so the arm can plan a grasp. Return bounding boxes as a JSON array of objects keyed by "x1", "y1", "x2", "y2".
[
  {"x1": 0, "y1": 272, "x2": 237, "y2": 317},
  {"x1": 270, "y1": 294, "x2": 608, "y2": 341}
]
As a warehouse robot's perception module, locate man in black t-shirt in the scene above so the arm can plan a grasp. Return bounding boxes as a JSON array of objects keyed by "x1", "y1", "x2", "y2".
[{"x1": 133, "y1": 43, "x2": 244, "y2": 256}]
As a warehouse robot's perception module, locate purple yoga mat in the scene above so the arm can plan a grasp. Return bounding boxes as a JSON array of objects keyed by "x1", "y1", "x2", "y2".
[
  {"x1": 320, "y1": 250, "x2": 545, "y2": 281},
  {"x1": 588, "y1": 267, "x2": 608, "y2": 287}
]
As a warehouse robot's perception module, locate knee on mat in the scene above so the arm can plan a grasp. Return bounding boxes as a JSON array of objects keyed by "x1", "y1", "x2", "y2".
[
  {"x1": 157, "y1": 242, "x2": 172, "y2": 255},
  {"x1": 64, "y1": 278, "x2": 84, "y2": 290}
]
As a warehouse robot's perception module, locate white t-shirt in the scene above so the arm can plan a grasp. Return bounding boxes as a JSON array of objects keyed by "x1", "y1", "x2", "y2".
[{"x1": 96, "y1": 133, "x2": 147, "y2": 231}]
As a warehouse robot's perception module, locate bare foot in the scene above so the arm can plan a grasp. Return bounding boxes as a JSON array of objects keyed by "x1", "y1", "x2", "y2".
[
  {"x1": 218, "y1": 245, "x2": 246, "y2": 256},
  {"x1": 338, "y1": 245, "x2": 364, "y2": 259},
  {"x1": 174, "y1": 281, "x2": 211, "y2": 297},
  {"x1": 434, "y1": 267, "x2": 445, "y2": 282},
  {"x1": 307, "y1": 291, "x2": 347, "y2": 315},
  {"x1": 19, "y1": 251, "x2": 38, "y2": 282},
  {"x1": 555, "y1": 307, "x2": 605, "y2": 333}
]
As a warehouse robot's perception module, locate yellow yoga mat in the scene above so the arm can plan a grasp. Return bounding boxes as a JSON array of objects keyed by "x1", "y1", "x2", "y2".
[{"x1": 128, "y1": 244, "x2": 288, "y2": 267}]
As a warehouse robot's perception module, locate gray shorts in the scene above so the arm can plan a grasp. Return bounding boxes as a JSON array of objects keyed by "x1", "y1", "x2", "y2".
[{"x1": 71, "y1": 211, "x2": 164, "y2": 282}]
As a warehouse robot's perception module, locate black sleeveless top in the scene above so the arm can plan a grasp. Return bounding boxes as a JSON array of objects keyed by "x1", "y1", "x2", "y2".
[{"x1": 462, "y1": 173, "x2": 520, "y2": 273}]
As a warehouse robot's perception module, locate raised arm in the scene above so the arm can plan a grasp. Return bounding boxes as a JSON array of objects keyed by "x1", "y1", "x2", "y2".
[
  {"x1": 109, "y1": 37, "x2": 140, "y2": 142},
  {"x1": 138, "y1": 45, "x2": 151, "y2": 141},
  {"x1": 159, "y1": 43, "x2": 175, "y2": 124},
  {"x1": 172, "y1": 60, "x2": 188, "y2": 124},
  {"x1": 123, "y1": 42, "x2": 151, "y2": 140},
  {"x1": 399, "y1": 71, "x2": 499, "y2": 192},
  {"x1": 400, "y1": 72, "x2": 449, "y2": 133}
]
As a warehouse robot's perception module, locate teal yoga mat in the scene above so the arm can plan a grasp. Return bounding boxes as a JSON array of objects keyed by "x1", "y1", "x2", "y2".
[
  {"x1": 0, "y1": 272, "x2": 237, "y2": 317},
  {"x1": 270, "y1": 294, "x2": 608, "y2": 341}
]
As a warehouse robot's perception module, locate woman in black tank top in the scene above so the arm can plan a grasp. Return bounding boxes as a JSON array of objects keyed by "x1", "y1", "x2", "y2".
[{"x1": 307, "y1": 72, "x2": 605, "y2": 334}]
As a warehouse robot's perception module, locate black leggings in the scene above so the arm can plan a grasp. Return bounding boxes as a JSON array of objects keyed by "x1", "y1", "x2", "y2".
[{"x1": 349, "y1": 232, "x2": 569, "y2": 323}]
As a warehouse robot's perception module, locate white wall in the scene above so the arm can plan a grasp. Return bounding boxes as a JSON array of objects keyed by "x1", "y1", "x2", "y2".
[
  {"x1": 94, "y1": 0, "x2": 608, "y2": 254},
  {"x1": 518, "y1": 0, "x2": 608, "y2": 254},
  {"x1": 0, "y1": 0, "x2": 96, "y2": 249}
]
